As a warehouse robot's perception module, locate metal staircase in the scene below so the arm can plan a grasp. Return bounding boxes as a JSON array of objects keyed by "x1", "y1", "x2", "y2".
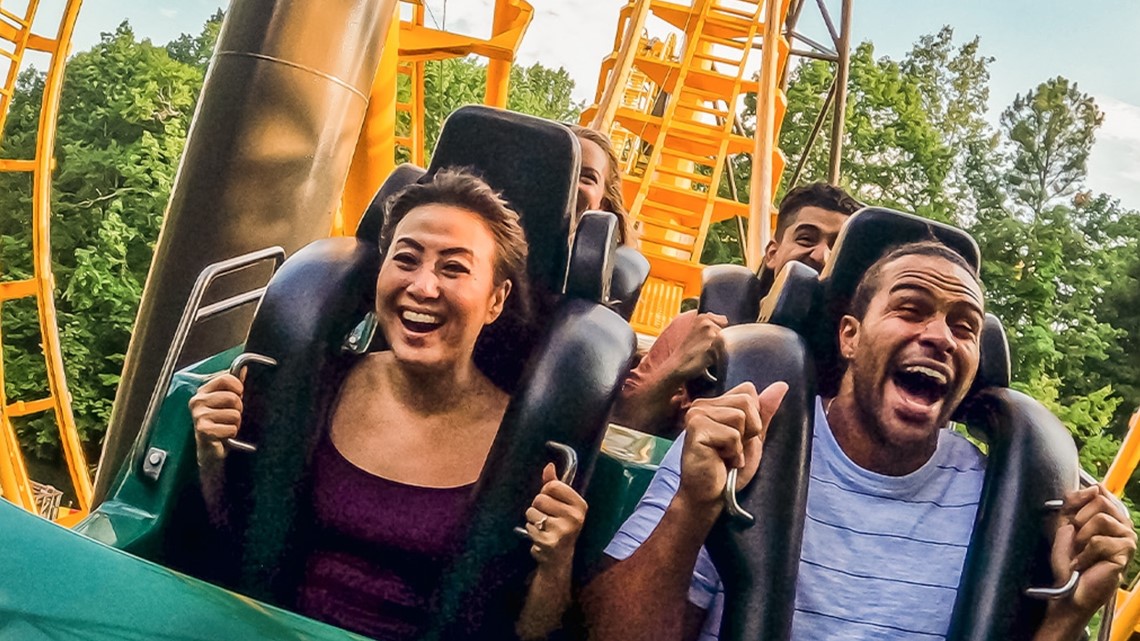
[{"x1": 583, "y1": 0, "x2": 791, "y2": 335}]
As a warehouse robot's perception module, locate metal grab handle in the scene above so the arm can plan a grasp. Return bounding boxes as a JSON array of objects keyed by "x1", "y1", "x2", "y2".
[
  {"x1": 544, "y1": 441, "x2": 578, "y2": 485},
  {"x1": 724, "y1": 467, "x2": 755, "y2": 525},
  {"x1": 222, "y1": 352, "x2": 278, "y2": 453},
  {"x1": 136, "y1": 246, "x2": 285, "y2": 464},
  {"x1": 1024, "y1": 497, "x2": 1080, "y2": 600},
  {"x1": 514, "y1": 441, "x2": 580, "y2": 538},
  {"x1": 1025, "y1": 569, "x2": 1080, "y2": 600}
]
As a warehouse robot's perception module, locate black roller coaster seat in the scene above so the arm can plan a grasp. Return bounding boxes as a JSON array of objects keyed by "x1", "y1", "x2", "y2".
[
  {"x1": 706, "y1": 207, "x2": 1078, "y2": 641},
  {"x1": 221, "y1": 106, "x2": 637, "y2": 641},
  {"x1": 354, "y1": 162, "x2": 427, "y2": 244}
]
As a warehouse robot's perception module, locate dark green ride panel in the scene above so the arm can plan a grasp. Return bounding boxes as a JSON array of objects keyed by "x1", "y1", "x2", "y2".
[
  {"x1": 579, "y1": 425, "x2": 674, "y2": 572},
  {"x1": 0, "y1": 500, "x2": 369, "y2": 641},
  {"x1": 74, "y1": 347, "x2": 241, "y2": 560}
]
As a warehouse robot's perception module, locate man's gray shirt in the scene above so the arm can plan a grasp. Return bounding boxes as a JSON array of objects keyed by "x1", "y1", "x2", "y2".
[{"x1": 605, "y1": 398, "x2": 986, "y2": 640}]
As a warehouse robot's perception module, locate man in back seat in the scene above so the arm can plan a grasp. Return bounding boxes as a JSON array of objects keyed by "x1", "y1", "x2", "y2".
[
  {"x1": 613, "y1": 182, "x2": 861, "y2": 437},
  {"x1": 583, "y1": 241, "x2": 1136, "y2": 641}
]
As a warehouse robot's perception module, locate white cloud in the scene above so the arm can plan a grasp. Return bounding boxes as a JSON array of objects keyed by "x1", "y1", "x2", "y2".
[
  {"x1": 159, "y1": 8, "x2": 178, "y2": 19},
  {"x1": 1088, "y1": 95, "x2": 1140, "y2": 209}
]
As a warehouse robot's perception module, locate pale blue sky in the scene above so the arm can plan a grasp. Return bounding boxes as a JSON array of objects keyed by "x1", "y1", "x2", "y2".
[{"x1": 71, "y1": 1, "x2": 1140, "y2": 208}]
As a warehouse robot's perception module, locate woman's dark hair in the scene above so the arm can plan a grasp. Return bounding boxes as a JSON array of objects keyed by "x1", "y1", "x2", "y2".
[
  {"x1": 381, "y1": 168, "x2": 530, "y2": 296},
  {"x1": 381, "y1": 168, "x2": 535, "y2": 390}
]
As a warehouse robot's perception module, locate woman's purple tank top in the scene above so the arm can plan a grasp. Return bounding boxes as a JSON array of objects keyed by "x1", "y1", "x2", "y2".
[{"x1": 296, "y1": 437, "x2": 472, "y2": 640}]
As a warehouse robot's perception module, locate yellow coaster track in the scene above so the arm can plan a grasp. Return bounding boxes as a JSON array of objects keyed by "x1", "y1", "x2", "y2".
[{"x1": 0, "y1": 0, "x2": 90, "y2": 525}]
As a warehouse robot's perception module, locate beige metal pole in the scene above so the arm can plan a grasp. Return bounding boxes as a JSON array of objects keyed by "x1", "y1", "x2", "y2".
[
  {"x1": 827, "y1": 0, "x2": 851, "y2": 183},
  {"x1": 746, "y1": 0, "x2": 783, "y2": 271}
]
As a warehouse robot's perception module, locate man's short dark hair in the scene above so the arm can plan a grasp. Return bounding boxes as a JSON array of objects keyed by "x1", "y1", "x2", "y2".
[
  {"x1": 848, "y1": 241, "x2": 982, "y2": 320},
  {"x1": 775, "y1": 182, "x2": 862, "y2": 240}
]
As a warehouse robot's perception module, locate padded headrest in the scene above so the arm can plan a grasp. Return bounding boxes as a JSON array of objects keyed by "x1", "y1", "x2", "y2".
[
  {"x1": 355, "y1": 163, "x2": 427, "y2": 242},
  {"x1": 699, "y1": 264, "x2": 765, "y2": 326},
  {"x1": 426, "y1": 105, "x2": 579, "y2": 297},
  {"x1": 819, "y1": 207, "x2": 980, "y2": 320},
  {"x1": 952, "y1": 313, "x2": 1012, "y2": 422},
  {"x1": 565, "y1": 211, "x2": 618, "y2": 302},
  {"x1": 758, "y1": 261, "x2": 820, "y2": 332},
  {"x1": 609, "y1": 246, "x2": 651, "y2": 321}
]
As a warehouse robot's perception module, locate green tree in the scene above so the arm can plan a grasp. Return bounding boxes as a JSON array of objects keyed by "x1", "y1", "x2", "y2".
[
  {"x1": 967, "y1": 78, "x2": 1128, "y2": 473},
  {"x1": 776, "y1": 42, "x2": 954, "y2": 222},
  {"x1": 507, "y1": 62, "x2": 584, "y2": 123},
  {"x1": 0, "y1": 21, "x2": 210, "y2": 460},
  {"x1": 402, "y1": 56, "x2": 583, "y2": 163},
  {"x1": 705, "y1": 28, "x2": 996, "y2": 266},
  {"x1": 900, "y1": 26, "x2": 996, "y2": 210},
  {"x1": 166, "y1": 9, "x2": 224, "y2": 68}
]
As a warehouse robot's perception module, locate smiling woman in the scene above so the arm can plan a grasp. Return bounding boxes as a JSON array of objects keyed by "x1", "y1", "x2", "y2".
[
  {"x1": 189, "y1": 169, "x2": 587, "y2": 641},
  {"x1": 570, "y1": 125, "x2": 636, "y2": 247}
]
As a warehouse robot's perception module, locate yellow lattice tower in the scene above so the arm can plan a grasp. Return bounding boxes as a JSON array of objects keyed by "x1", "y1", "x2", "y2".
[
  {"x1": 0, "y1": 0, "x2": 90, "y2": 525},
  {"x1": 584, "y1": 0, "x2": 791, "y2": 336}
]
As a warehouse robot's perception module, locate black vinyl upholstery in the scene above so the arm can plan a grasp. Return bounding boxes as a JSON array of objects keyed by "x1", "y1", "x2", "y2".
[
  {"x1": 224, "y1": 106, "x2": 638, "y2": 635},
  {"x1": 565, "y1": 211, "x2": 618, "y2": 303},
  {"x1": 224, "y1": 238, "x2": 380, "y2": 600},
  {"x1": 704, "y1": 324, "x2": 816, "y2": 641},
  {"x1": 608, "y1": 245, "x2": 650, "y2": 321},
  {"x1": 708, "y1": 207, "x2": 1079, "y2": 641},
  {"x1": 698, "y1": 264, "x2": 765, "y2": 326},
  {"x1": 427, "y1": 300, "x2": 636, "y2": 640},
  {"x1": 947, "y1": 388, "x2": 1078, "y2": 640},
  {"x1": 426, "y1": 106, "x2": 575, "y2": 297},
  {"x1": 354, "y1": 162, "x2": 426, "y2": 243}
]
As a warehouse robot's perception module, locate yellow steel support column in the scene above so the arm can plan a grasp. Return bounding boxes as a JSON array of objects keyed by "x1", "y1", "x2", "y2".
[
  {"x1": 1105, "y1": 408, "x2": 1140, "y2": 496},
  {"x1": 339, "y1": 5, "x2": 401, "y2": 234},
  {"x1": 590, "y1": 0, "x2": 651, "y2": 133},
  {"x1": 1113, "y1": 590, "x2": 1140, "y2": 641},
  {"x1": 483, "y1": 0, "x2": 516, "y2": 108},
  {"x1": 0, "y1": 405, "x2": 36, "y2": 512},
  {"x1": 746, "y1": 0, "x2": 785, "y2": 271},
  {"x1": 1106, "y1": 407, "x2": 1140, "y2": 641},
  {"x1": 347, "y1": 0, "x2": 534, "y2": 210}
]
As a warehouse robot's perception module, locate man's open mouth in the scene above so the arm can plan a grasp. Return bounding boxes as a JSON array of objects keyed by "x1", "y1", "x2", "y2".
[{"x1": 890, "y1": 364, "x2": 950, "y2": 410}]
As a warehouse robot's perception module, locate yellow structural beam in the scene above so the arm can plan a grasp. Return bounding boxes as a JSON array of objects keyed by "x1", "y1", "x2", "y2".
[
  {"x1": 1106, "y1": 407, "x2": 1140, "y2": 641},
  {"x1": 746, "y1": 0, "x2": 787, "y2": 270},
  {"x1": 1105, "y1": 408, "x2": 1140, "y2": 496},
  {"x1": 339, "y1": 5, "x2": 401, "y2": 233},
  {"x1": 396, "y1": 0, "x2": 532, "y2": 64},
  {"x1": 0, "y1": 0, "x2": 91, "y2": 522},
  {"x1": 590, "y1": 0, "x2": 651, "y2": 133},
  {"x1": 337, "y1": 0, "x2": 533, "y2": 234}
]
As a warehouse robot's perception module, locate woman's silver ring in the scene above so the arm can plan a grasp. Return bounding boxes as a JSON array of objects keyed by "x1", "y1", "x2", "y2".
[{"x1": 535, "y1": 516, "x2": 548, "y2": 531}]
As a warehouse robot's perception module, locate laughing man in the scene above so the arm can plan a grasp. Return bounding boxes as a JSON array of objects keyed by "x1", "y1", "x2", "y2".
[{"x1": 584, "y1": 241, "x2": 1135, "y2": 641}]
